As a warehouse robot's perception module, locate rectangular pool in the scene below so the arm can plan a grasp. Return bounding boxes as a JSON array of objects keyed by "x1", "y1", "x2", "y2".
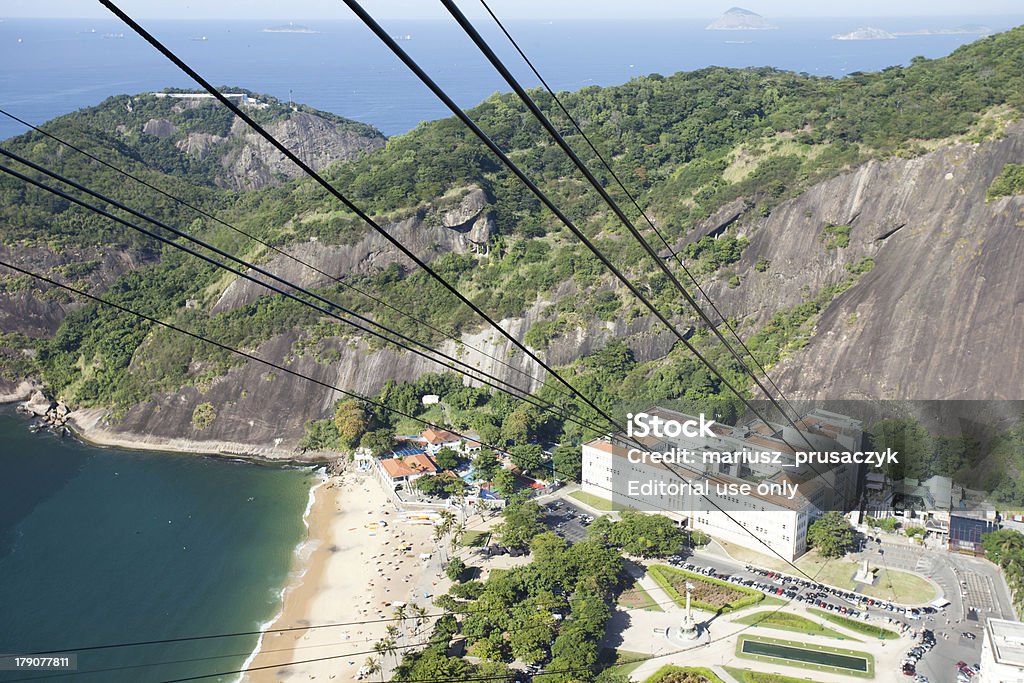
[{"x1": 740, "y1": 638, "x2": 869, "y2": 672}]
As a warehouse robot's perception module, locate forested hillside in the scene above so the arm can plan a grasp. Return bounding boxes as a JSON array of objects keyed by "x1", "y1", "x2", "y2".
[{"x1": 0, "y1": 26, "x2": 1023, "y2": 456}]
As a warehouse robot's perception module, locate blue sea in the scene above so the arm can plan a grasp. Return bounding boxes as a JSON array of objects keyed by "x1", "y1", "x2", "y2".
[
  {"x1": 0, "y1": 408, "x2": 316, "y2": 682},
  {"x1": 1, "y1": 15, "x2": 1023, "y2": 139}
]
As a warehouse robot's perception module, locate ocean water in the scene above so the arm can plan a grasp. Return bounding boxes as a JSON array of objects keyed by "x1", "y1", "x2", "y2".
[
  {"x1": 0, "y1": 407, "x2": 315, "y2": 682},
  {"x1": 1, "y1": 15, "x2": 1022, "y2": 139}
]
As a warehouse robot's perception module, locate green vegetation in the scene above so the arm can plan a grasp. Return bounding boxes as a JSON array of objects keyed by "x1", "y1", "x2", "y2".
[
  {"x1": 190, "y1": 402, "x2": 215, "y2": 430},
  {"x1": 864, "y1": 515, "x2": 900, "y2": 533},
  {"x1": 820, "y1": 223, "x2": 851, "y2": 249},
  {"x1": 982, "y1": 528, "x2": 1024, "y2": 618},
  {"x1": 460, "y1": 530, "x2": 490, "y2": 547},
  {"x1": 807, "y1": 608, "x2": 900, "y2": 640},
  {"x1": 446, "y1": 557, "x2": 467, "y2": 582},
  {"x1": 734, "y1": 610, "x2": 854, "y2": 640},
  {"x1": 599, "y1": 649, "x2": 651, "y2": 679},
  {"x1": 642, "y1": 665, "x2": 725, "y2": 683},
  {"x1": 806, "y1": 511, "x2": 855, "y2": 558},
  {"x1": 869, "y1": 418, "x2": 942, "y2": 481},
  {"x1": 987, "y1": 163, "x2": 1024, "y2": 200},
  {"x1": 723, "y1": 666, "x2": 823, "y2": 683},
  {"x1": 587, "y1": 511, "x2": 686, "y2": 557},
  {"x1": 649, "y1": 565, "x2": 764, "y2": 613},
  {"x1": 736, "y1": 635, "x2": 874, "y2": 678},
  {"x1": 684, "y1": 235, "x2": 749, "y2": 273},
  {"x1": 428, "y1": 531, "x2": 622, "y2": 681},
  {"x1": 493, "y1": 501, "x2": 545, "y2": 549}
]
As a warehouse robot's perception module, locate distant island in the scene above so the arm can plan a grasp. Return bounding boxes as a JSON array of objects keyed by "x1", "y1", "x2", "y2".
[
  {"x1": 263, "y1": 23, "x2": 317, "y2": 34},
  {"x1": 833, "y1": 24, "x2": 993, "y2": 41},
  {"x1": 706, "y1": 7, "x2": 778, "y2": 31},
  {"x1": 894, "y1": 25, "x2": 993, "y2": 36},
  {"x1": 833, "y1": 27, "x2": 897, "y2": 41}
]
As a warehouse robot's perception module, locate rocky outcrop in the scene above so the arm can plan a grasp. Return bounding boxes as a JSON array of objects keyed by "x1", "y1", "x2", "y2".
[
  {"x1": 210, "y1": 188, "x2": 494, "y2": 314},
  {"x1": 175, "y1": 132, "x2": 226, "y2": 160},
  {"x1": 0, "y1": 243, "x2": 157, "y2": 337},
  {"x1": 142, "y1": 118, "x2": 176, "y2": 139},
  {"x1": 704, "y1": 124, "x2": 1024, "y2": 401},
  {"x1": 441, "y1": 188, "x2": 494, "y2": 253},
  {"x1": 21, "y1": 390, "x2": 53, "y2": 417},
  {"x1": 215, "y1": 112, "x2": 385, "y2": 191}
]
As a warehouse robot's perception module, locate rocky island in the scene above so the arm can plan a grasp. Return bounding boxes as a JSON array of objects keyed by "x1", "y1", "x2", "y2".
[
  {"x1": 262, "y1": 23, "x2": 317, "y2": 34},
  {"x1": 832, "y1": 27, "x2": 898, "y2": 41},
  {"x1": 706, "y1": 7, "x2": 778, "y2": 31}
]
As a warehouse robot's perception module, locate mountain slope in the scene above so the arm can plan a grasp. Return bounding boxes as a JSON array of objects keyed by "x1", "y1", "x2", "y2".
[{"x1": 1, "y1": 28, "x2": 1024, "y2": 455}]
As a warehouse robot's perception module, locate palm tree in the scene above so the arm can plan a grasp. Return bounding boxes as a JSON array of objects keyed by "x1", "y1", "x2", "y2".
[
  {"x1": 393, "y1": 603, "x2": 407, "y2": 639},
  {"x1": 382, "y1": 635, "x2": 399, "y2": 665},
  {"x1": 996, "y1": 532, "x2": 1024, "y2": 561},
  {"x1": 364, "y1": 656, "x2": 383, "y2": 683},
  {"x1": 411, "y1": 602, "x2": 428, "y2": 636},
  {"x1": 435, "y1": 510, "x2": 456, "y2": 564},
  {"x1": 449, "y1": 521, "x2": 466, "y2": 557},
  {"x1": 372, "y1": 639, "x2": 388, "y2": 663},
  {"x1": 438, "y1": 509, "x2": 456, "y2": 536}
]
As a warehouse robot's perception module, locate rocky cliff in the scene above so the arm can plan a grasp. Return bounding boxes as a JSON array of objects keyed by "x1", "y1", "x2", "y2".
[
  {"x1": 700, "y1": 124, "x2": 1024, "y2": 401},
  {"x1": 66, "y1": 126, "x2": 1020, "y2": 454}
]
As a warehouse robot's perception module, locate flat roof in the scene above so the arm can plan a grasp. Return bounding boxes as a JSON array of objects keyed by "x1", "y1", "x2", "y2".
[
  {"x1": 583, "y1": 438, "x2": 809, "y2": 510},
  {"x1": 987, "y1": 618, "x2": 1024, "y2": 667}
]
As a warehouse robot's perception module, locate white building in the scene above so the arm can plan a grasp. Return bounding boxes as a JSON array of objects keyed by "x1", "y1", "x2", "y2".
[
  {"x1": 580, "y1": 406, "x2": 863, "y2": 561},
  {"x1": 981, "y1": 618, "x2": 1024, "y2": 683}
]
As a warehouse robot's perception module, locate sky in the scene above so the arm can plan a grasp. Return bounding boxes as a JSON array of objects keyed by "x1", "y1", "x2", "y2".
[{"x1": 4, "y1": 0, "x2": 1024, "y2": 21}]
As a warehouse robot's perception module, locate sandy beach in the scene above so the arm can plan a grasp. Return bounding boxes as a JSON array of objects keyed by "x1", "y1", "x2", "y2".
[{"x1": 243, "y1": 469, "x2": 445, "y2": 683}]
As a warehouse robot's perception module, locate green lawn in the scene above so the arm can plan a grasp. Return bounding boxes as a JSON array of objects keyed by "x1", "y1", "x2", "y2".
[
  {"x1": 618, "y1": 580, "x2": 664, "y2": 612},
  {"x1": 734, "y1": 610, "x2": 856, "y2": 640},
  {"x1": 735, "y1": 635, "x2": 874, "y2": 678},
  {"x1": 460, "y1": 530, "x2": 490, "y2": 547},
  {"x1": 642, "y1": 664, "x2": 725, "y2": 683},
  {"x1": 649, "y1": 565, "x2": 763, "y2": 614},
  {"x1": 569, "y1": 490, "x2": 633, "y2": 511},
  {"x1": 599, "y1": 649, "x2": 650, "y2": 679},
  {"x1": 717, "y1": 539, "x2": 936, "y2": 604},
  {"x1": 807, "y1": 608, "x2": 900, "y2": 640},
  {"x1": 723, "y1": 666, "x2": 822, "y2": 683}
]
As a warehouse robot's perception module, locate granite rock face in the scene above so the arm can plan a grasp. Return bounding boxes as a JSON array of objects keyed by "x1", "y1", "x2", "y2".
[
  {"x1": 215, "y1": 112, "x2": 385, "y2": 191},
  {"x1": 702, "y1": 125, "x2": 1024, "y2": 401}
]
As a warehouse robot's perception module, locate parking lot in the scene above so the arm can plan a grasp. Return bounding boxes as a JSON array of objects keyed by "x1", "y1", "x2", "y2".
[
  {"x1": 655, "y1": 547, "x2": 984, "y2": 683},
  {"x1": 541, "y1": 499, "x2": 594, "y2": 544}
]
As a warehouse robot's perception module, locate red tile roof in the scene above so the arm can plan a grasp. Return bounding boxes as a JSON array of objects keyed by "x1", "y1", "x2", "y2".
[
  {"x1": 380, "y1": 454, "x2": 437, "y2": 479},
  {"x1": 422, "y1": 428, "x2": 459, "y2": 445}
]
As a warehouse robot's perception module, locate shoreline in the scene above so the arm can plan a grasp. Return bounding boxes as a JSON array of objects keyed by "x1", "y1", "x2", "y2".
[
  {"x1": 242, "y1": 470, "x2": 447, "y2": 682},
  {"x1": 0, "y1": 399, "x2": 338, "y2": 467},
  {"x1": 239, "y1": 474, "x2": 331, "y2": 682},
  {"x1": 67, "y1": 407, "x2": 334, "y2": 464}
]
